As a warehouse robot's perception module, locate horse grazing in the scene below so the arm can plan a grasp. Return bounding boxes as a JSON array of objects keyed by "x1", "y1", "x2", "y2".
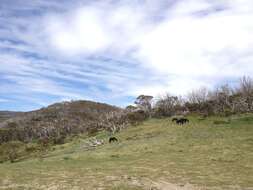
[
  {"x1": 176, "y1": 118, "x2": 189, "y2": 125},
  {"x1": 109, "y1": 137, "x2": 118, "y2": 143},
  {"x1": 182, "y1": 118, "x2": 189, "y2": 123}
]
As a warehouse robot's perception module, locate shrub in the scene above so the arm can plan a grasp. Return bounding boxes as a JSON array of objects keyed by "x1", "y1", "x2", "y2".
[
  {"x1": 8, "y1": 149, "x2": 18, "y2": 163},
  {"x1": 7, "y1": 122, "x2": 18, "y2": 128},
  {"x1": 0, "y1": 141, "x2": 24, "y2": 163},
  {"x1": 100, "y1": 111, "x2": 129, "y2": 133},
  {"x1": 213, "y1": 120, "x2": 230, "y2": 125},
  {"x1": 87, "y1": 127, "x2": 100, "y2": 137},
  {"x1": 153, "y1": 94, "x2": 182, "y2": 117},
  {"x1": 52, "y1": 136, "x2": 65, "y2": 145},
  {"x1": 63, "y1": 156, "x2": 70, "y2": 160},
  {"x1": 38, "y1": 137, "x2": 50, "y2": 147},
  {"x1": 25, "y1": 143, "x2": 39, "y2": 153},
  {"x1": 127, "y1": 110, "x2": 147, "y2": 125}
]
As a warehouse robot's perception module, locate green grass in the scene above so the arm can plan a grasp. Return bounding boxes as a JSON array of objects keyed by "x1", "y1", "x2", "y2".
[{"x1": 0, "y1": 114, "x2": 253, "y2": 189}]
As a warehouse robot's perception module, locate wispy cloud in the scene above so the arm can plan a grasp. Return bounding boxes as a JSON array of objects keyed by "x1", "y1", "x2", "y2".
[{"x1": 0, "y1": 0, "x2": 253, "y2": 110}]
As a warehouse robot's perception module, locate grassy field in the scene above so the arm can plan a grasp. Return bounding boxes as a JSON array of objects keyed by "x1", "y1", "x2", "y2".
[{"x1": 0, "y1": 114, "x2": 253, "y2": 190}]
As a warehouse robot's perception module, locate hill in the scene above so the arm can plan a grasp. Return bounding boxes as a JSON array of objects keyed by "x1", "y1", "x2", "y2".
[
  {"x1": 0, "y1": 100, "x2": 120, "y2": 143},
  {"x1": 0, "y1": 114, "x2": 253, "y2": 189},
  {"x1": 0, "y1": 111, "x2": 24, "y2": 123}
]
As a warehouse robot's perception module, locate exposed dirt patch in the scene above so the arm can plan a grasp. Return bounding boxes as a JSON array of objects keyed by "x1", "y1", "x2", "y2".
[
  {"x1": 152, "y1": 181, "x2": 200, "y2": 190},
  {"x1": 142, "y1": 178, "x2": 204, "y2": 190}
]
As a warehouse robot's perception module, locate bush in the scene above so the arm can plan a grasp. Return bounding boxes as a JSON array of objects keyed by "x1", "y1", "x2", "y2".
[
  {"x1": 25, "y1": 143, "x2": 39, "y2": 153},
  {"x1": 38, "y1": 137, "x2": 50, "y2": 147},
  {"x1": 8, "y1": 149, "x2": 18, "y2": 163},
  {"x1": 52, "y1": 136, "x2": 65, "y2": 145},
  {"x1": 127, "y1": 110, "x2": 147, "y2": 125},
  {"x1": 0, "y1": 141, "x2": 24, "y2": 163},
  {"x1": 87, "y1": 127, "x2": 100, "y2": 137},
  {"x1": 213, "y1": 120, "x2": 230, "y2": 125}
]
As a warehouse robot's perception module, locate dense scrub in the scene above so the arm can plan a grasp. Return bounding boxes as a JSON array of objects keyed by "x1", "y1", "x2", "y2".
[{"x1": 153, "y1": 76, "x2": 253, "y2": 117}]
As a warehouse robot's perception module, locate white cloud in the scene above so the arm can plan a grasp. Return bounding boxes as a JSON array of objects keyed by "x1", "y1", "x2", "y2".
[
  {"x1": 46, "y1": 7, "x2": 110, "y2": 55},
  {"x1": 44, "y1": 2, "x2": 149, "y2": 56},
  {"x1": 42, "y1": 0, "x2": 253, "y2": 96},
  {"x1": 137, "y1": 13, "x2": 253, "y2": 77},
  {"x1": 169, "y1": 0, "x2": 212, "y2": 17}
]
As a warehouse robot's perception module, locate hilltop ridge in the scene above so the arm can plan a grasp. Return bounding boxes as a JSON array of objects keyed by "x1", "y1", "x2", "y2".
[{"x1": 0, "y1": 100, "x2": 120, "y2": 143}]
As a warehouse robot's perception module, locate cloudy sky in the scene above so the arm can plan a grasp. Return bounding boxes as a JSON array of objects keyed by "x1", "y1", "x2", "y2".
[{"x1": 0, "y1": 0, "x2": 253, "y2": 111}]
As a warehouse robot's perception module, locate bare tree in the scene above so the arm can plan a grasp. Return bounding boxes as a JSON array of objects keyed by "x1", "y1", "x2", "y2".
[
  {"x1": 238, "y1": 76, "x2": 253, "y2": 111},
  {"x1": 100, "y1": 111, "x2": 129, "y2": 134},
  {"x1": 187, "y1": 87, "x2": 209, "y2": 104},
  {"x1": 185, "y1": 87, "x2": 212, "y2": 114},
  {"x1": 208, "y1": 84, "x2": 233, "y2": 115}
]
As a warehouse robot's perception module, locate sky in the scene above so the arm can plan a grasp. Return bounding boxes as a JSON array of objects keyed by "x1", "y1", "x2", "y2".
[{"x1": 0, "y1": 0, "x2": 253, "y2": 111}]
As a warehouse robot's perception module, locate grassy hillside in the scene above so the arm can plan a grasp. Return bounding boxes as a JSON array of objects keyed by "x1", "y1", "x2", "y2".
[{"x1": 0, "y1": 114, "x2": 253, "y2": 190}]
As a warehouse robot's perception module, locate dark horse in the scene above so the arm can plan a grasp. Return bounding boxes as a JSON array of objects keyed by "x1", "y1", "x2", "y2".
[
  {"x1": 109, "y1": 137, "x2": 118, "y2": 143},
  {"x1": 176, "y1": 118, "x2": 189, "y2": 125}
]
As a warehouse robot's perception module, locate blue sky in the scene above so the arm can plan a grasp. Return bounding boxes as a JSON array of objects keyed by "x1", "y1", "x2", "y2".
[{"x1": 0, "y1": 0, "x2": 253, "y2": 111}]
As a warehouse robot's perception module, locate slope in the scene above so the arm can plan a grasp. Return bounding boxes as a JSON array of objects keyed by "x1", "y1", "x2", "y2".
[{"x1": 0, "y1": 114, "x2": 253, "y2": 190}]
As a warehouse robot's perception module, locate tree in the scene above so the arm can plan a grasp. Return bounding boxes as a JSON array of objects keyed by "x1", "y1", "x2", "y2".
[
  {"x1": 125, "y1": 105, "x2": 137, "y2": 112},
  {"x1": 187, "y1": 87, "x2": 209, "y2": 105},
  {"x1": 186, "y1": 87, "x2": 210, "y2": 114},
  {"x1": 134, "y1": 95, "x2": 153, "y2": 112},
  {"x1": 238, "y1": 76, "x2": 253, "y2": 111},
  {"x1": 100, "y1": 111, "x2": 129, "y2": 134},
  {"x1": 208, "y1": 84, "x2": 233, "y2": 115}
]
